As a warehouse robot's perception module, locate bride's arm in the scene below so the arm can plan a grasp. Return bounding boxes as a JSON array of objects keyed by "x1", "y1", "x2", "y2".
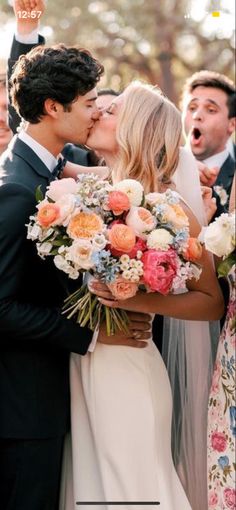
[
  {"x1": 62, "y1": 160, "x2": 110, "y2": 180},
  {"x1": 91, "y1": 204, "x2": 224, "y2": 321}
]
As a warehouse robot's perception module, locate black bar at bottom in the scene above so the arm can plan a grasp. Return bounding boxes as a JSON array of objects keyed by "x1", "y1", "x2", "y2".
[{"x1": 76, "y1": 503, "x2": 160, "y2": 506}]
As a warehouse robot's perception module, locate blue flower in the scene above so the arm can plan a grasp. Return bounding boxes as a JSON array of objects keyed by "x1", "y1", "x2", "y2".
[
  {"x1": 218, "y1": 456, "x2": 229, "y2": 470},
  {"x1": 229, "y1": 406, "x2": 236, "y2": 437}
]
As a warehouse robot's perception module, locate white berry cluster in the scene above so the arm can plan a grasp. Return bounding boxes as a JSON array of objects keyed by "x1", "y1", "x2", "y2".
[{"x1": 119, "y1": 254, "x2": 143, "y2": 282}]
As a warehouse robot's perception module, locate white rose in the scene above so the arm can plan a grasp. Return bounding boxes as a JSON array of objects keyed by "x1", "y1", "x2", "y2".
[
  {"x1": 145, "y1": 192, "x2": 165, "y2": 207},
  {"x1": 147, "y1": 229, "x2": 173, "y2": 251},
  {"x1": 54, "y1": 194, "x2": 76, "y2": 226},
  {"x1": 114, "y1": 179, "x2": 144, "y2": 206},
  {"x1": 67, "y1": 240, "x2": 94, "y2": 270},
  {"x1": 27, "y1": 224, "x2": 42, "y2": 241},
  {"x1": 36, "y1": 242, "x2": 52, "y2": 258},
  {"x1": 204, "y1": 215, "x2": 235, "y2": 257},
  {"x1": 54, "y1": 254, "x2": 72, "y2": 274},
  {"x1": 92, "y1": 234, "x2": 107, "y2": 251},
  {"x1": 126, "y1": 206, "x2": 156, "y2": 239},
  {"x1": 46, "y1": 178, "x2": 78, "y2": 201}
]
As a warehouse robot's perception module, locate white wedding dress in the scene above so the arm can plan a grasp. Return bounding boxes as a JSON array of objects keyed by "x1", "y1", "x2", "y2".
[{"x1": 60, "y1": 333, "x2": 192, "y2": 510}]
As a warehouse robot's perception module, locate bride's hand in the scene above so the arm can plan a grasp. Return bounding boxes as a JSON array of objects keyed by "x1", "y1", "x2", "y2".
[
  {"x1": 88, "y1": 278, "x2": 115, "y2": 301},
  {"x1": 97, "y1": 312, "x2": 152, "y2": 348},
  {"x1": 89, "y1": 279, "x2": 144, "y2": 311}
]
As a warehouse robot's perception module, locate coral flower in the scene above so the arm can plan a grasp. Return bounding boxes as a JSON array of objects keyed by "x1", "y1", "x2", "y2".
[
  {"x1": 107, "y1": 190, "x2": 130, "y2": 215},
  {"x1": 37, "y1": 203, "x2": 60, "y2": 228},
  {"x1": 183, "y1": 238, "x2": 202, "y2": 261},
  {"x1": 108, "y1": 224, "x2": 136, "y2": 252}
]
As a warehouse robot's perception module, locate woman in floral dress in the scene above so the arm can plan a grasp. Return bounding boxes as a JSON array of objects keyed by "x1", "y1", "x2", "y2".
[{"x1": 207, "y1": 182, "x2": 236, "y2": 510}]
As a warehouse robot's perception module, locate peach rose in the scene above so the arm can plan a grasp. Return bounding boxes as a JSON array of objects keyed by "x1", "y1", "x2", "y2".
[
  {"x1": 107, "y1": 190, "x2": 130, "y2": 215},
  {"x1": 126, "y1": 206, "x2": 156, "y2": 239},
  {"x1": 46, "y1": 177, "x2": 78, "y2": 201},
  {"x1": 107, "y1": 277, "x2": 138, "y2": 300},
  {"x1": 164, "y1": 204, "x2": 189, "y2": 229},
  {"x1": 67, "y1": 211, "x2": 103, "y2": 239},
  {"x1": 108, "y1": 224, "x2": 136, "y2": 253},
  {"x1": 37, "y1": 203, "x2": 60, "y2": 228},
  {"x1": 183, "y1": 238, "x2": 202, "y2": 261}
]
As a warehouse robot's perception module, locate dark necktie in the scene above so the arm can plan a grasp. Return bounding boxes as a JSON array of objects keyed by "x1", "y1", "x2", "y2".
[{"x1": 51, "y1": 157, "x2": 67, "y2": 179}]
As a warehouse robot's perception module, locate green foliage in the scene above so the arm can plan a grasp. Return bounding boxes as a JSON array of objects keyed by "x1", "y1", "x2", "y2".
[{"x1": 1, "y1": 0, "x2": 235, "y2": 101}]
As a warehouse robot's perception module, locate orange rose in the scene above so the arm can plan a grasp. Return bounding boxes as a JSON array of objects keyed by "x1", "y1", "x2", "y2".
[
  {"x1": 183, "y1": 238, "x2": 202, "y2": 261},
  {"x1": 107, "y1": 277, "x2": 138, "y2": 300},
  {"x1": 37, "y1": 203, "x2": 60, "y2": 228},
  {"x1": 67, "y1": 211, "x2": 103, "y2": 239},
  {"x1": 107, "y1": 190, "x2": 130, "y2": 215},
  {"x1": 108, "y1": 224, "x2": 136, "y2": 252}
]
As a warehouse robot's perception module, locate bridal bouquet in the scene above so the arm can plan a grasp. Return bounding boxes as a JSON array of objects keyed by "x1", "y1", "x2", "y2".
[
  {"x1": 199, "y1": 212, "x2": 236, "y2": 277},
  {"x1": 27, "y1": 174, "x2": 202, "y2": 334}
]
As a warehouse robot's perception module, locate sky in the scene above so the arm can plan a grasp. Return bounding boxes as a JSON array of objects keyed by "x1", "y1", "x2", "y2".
[{"x1": 0, "y1": 0, "x2": 235, "y2": 61}]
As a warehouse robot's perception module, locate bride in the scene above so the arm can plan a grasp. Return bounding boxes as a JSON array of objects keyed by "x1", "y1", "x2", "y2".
[{"x1": 60, "y1": 81, "x2": 223, "y2": 510}]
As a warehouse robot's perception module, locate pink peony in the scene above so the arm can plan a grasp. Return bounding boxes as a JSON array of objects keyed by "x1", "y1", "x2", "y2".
[
  {"x1": 141, "y1": 249, "x2": 178, "y2": 295},
  {"x1": 107, "y1": 277, "x2": 138, "y2": 300},
  {"x1": 46, "y1": 178, "x2": 78, "y2": 201},
  {"x1": 211, "y1": 431, "x2": 227, "y2": 452},
  {"x1": 224, "y1": 488, "x2": 236, "y2": 509},
  {"x1": 107, "y1": 190, "x2": 130, "y2": 215}
]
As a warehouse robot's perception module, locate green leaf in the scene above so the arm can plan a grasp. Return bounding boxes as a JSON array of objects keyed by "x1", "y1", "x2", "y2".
[
  {"x1": 35, "y1": 185, "x2": 44, "y2": 203},
  {"x1": 218, "y1": 253, "x2": 236, "y2": 278}
]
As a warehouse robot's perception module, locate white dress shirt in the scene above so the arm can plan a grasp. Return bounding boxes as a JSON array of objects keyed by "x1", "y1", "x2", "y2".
[
  {"x1": 203, "y1": 148, "x2": 229, "y2": 169},
  {"x1": 18, "y1": 130, "x2": 58, "y2": 172}
]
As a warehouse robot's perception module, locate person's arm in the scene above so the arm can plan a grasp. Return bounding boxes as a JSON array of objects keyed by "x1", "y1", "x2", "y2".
[
  {"x1": 8, "y1": 0, "x2": 46, "y2": 133},
  {"x1": 90, "y1": 204, "x2": 224, "y2": 321},
  {"x1": 62, "y1": 160, "x2": 110, "y2": 180},
  {"x1": 201, "y1": 186, "x2": 217, "y2": 224}
]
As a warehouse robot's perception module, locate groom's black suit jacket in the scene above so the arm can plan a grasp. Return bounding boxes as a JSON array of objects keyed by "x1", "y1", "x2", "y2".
[
  {"x1": 215, "y1": 152, "x2": 235, "y2": 198},
  {"x1": 0, "y1": 137, "x2": 93, "y2": 439}
]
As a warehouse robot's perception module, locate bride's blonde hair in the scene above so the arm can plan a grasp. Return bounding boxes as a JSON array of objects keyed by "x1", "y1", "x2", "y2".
[{"x1": 112, "y1": 81, "x2": 182, "y2": 193}]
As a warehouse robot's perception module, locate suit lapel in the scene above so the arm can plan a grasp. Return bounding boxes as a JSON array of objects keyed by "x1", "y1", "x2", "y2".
[
  {"x1": 216, "y1": 154, "x2": 235, "y2": 193},
  {"x1": 11, "y1": 135, "x2": 54, "y2": 183}
]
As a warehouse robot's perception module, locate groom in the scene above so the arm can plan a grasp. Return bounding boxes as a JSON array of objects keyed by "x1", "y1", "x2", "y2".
[{"x1": 0, "y1": 37, "x2": 150, "y2": 510}]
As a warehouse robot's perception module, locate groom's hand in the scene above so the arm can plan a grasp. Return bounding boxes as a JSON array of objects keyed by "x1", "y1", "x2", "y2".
[
  {"x1": 13, "y1": 0, "x2": 46, "y2": 35},
  {"x1": 97, "y1": 312, "x2": 152, "y2": 348}
]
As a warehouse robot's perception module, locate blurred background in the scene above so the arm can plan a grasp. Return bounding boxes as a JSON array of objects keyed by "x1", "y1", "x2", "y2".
[{"x1": 0, "y1": 0, "x2": 235, "y2": 103}]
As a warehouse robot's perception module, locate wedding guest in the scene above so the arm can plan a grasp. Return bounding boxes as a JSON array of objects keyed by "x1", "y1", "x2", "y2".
[
  {"x1": 207, "y1": 175, "x2": 236, "y2": 509},
  {"x1": 181, "y1": 70, "x2": 235, "y2": 212},
  {"x1": 0, "y1": 73, "x2": 13, "y2": 154}
]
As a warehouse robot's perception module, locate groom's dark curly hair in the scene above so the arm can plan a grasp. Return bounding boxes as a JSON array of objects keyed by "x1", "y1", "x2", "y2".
[{"x1": 10, "y1": 44, "x2": 104, "y2": 123}]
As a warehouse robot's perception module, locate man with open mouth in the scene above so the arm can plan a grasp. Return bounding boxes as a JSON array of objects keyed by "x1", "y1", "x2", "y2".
[{"x1": 181, "y1": 70, "x2": 235, "y2": 213}]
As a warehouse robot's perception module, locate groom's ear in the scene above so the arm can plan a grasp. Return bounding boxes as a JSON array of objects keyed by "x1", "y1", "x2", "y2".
[{"x1": 43, "y1": 99, "x2": 61, "y2": 118}]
